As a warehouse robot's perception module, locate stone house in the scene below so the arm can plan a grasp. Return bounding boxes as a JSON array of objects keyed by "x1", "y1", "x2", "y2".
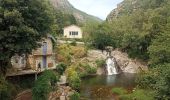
[
  {"x1": 11, "y1": 35, "x2": 56, "y2": 71},
  {"x1": 63, "y1": 25, "x2": 83, "y2": 39}
]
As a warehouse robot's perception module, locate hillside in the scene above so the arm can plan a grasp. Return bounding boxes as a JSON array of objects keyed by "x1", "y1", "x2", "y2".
[
  {"x1": 106, "y1": 0, "x2": 167, "y2": 21},
  {"x1": 49, "y1": 0, "x2": 102, "y2": 25}
]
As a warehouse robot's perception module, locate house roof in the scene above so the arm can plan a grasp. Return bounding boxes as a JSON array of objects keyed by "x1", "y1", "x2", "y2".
[{"x1": 63, "y1": 24, "x2": 81, "y2": 29}]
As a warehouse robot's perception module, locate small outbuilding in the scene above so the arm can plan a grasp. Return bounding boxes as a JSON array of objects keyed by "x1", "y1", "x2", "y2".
[{"x1": 63, "y1": 25, "x2": 83, "y2": 39}]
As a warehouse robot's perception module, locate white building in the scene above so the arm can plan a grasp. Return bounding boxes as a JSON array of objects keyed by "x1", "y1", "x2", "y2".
[{"x1": 63, "y1": 25, "x2": 83, "y2": 39}]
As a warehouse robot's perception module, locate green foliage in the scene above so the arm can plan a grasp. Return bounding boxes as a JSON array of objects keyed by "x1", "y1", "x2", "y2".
[
  {"x1": 119, "y1": 89, "x2": 155, "y2": 100},
  {"x1": 70, "y1": 92, "x2": 80, "y2": 100},
  {"x1": 137, "y1": 64, "x2": 170, "y2": 99},
  {"x1": 81, "y1": 63, "x2": 96, "y2": 74},
  {"x1": 154, "y1": 64, "x2": 170, "y2": 99},
  {"x1": 112, "y1": 88, "x2": 127, "y2": 95},
  {"x1": 68, "y1": 72, "x2": 81, "y2": 90},
  {"x1": 76, "y1": 63, "x2": 97, "y2": 77},
  {"x1": 95, "y1": 59, "x2": 105, "y2": 68},
  {"x1": 70, "y1": 40, "x2": 77, "y2": 46},
  {"x1": 53, "y1": 10, "x2": 77, "y2": 36},
  {"x1": 91, "y1": 23, "x2": 115, "y2": 50},
  {"x1": 56, "y1": 62, "x2": 67, "y2": 75},
  {"x1": 148, "y1": 31, "x2": 170, "y2": 65},
  {"x1": 66, "y1": 68, "x2": 81, "y2": 90},
  {"x1": 32, "y1": 70, "x2": 59, "y2": 100},
  {"x1": 0, "y1": 76, "x2": 17, "y2": 100}
]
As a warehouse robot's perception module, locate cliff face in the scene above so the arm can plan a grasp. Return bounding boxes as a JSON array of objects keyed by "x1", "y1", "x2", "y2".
[
  {"x1": 49, "y1": 0, "x2": 102, "y2": 24},
  {"x1": 106, "y1": 0, "x2": 138, "y2": 21}
]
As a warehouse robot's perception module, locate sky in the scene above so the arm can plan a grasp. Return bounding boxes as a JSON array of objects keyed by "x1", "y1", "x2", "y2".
[{"x1": 68, "y1": 0, "x2": 123, "y2": 20}]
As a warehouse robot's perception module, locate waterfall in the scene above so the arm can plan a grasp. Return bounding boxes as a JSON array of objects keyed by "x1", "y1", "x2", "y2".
[{"x1": 106, "y1": 57, "x2": 119, "y2": 75}]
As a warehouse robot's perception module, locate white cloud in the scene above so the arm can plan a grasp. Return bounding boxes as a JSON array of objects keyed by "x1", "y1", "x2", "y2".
[{"x1": 68, "y1": 0, "x2": 123, "y2": 20}]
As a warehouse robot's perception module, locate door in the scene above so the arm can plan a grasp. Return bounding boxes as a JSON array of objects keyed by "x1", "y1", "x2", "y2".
[
  {"x1": 42, "y1": 42, "x2": 47, "y2": 55},
  {"x1": 42, "y1": 56, "x2": 47, "y2": 69}
]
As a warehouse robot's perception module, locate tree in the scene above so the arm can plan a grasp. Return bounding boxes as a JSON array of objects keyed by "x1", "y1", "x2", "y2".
[
  {"x1": 0, "y1": 0, "x2": 54, "y2": 75},
  {"x1": 91, "y1": 23, "x2": 115, "y2": 50},
  {"x1": 32, "y1": 70, "x2": 59, "y2": 100}
]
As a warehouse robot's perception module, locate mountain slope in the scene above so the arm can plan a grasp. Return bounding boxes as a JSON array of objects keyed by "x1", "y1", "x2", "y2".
[
  {"x1": 106, "y1": 0, "x2": 167, "y2": 21},
  {"x1": 50, "y1": 0, "x2": 102, "y2": 25}
]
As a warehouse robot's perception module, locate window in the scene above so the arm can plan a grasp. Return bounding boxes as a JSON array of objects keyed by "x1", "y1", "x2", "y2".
[
  {"x1": 69, "y1": 31, "x2": 78, "y2": 36},
  {"x1": 76, "y1": 32, "x2": 78, "y2": 35}
]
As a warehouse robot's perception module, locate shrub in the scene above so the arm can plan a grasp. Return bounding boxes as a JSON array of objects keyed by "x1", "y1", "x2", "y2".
[
  {"x1": 66, "y1": 68, "x2": 81, "y2": 90},
  {"x1": 70, "y1": 92, "x2": 80, "y2": 100},
  {"x1": 57, "y1": 44, "x2": 72, "y2": 65},
  {"x1": 70, "y1": 40, "x2": 77, "y2": 46},
  {"x1": 87, "y1": 67, "x2": 97, "y2": 74},
  {"x1": 95, "y1": 59, "x2": 105, "y2": 68},
  {"x1": 56, "y1": 62, "x2": 67, "y2": 75},
  {"x1": 0, "y1": 76, "x2": 17, "y2": 100},
  {"x1": 112, "y1": 88, "x2": 127, "y2": 95},
  {"x1": 78, "y1": 63, "x2": 97, "y2": 76},
  {"x1": 32, "y1": 70, "x2": 59, "y2": 100},
  {"x1": 71, "y1": 46, "x2": 87, "y2": 58}
]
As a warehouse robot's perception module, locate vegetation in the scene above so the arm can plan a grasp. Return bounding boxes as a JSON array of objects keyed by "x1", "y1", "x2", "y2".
[
  {"x1": 112, "y1": 88, "x2": 127, "y2": 95},
  {"x1": 32, "y1": 70, "x2": 59, "y2": 100},
  {"x1": 53, "y1": 10, "x2": 77, "y2": 36},
  {"x1": 0, "y1": 76, "x2": 17, "y2": 100},
  {"x1": 111, "y1": 87, "x2": 155, "y2": 100},
  {"x1": 70, "y1": 92, "x2": 80, "y2": 100},
  {"x1": 56, "y1": 62, "x2": 67, "y2": 75},
  {"x1": 119, "y1": 89, "x2": 155, "y2": 100},
  {"x1": 66, "y1": 67, "x2": 81, "y2": 90},
  {"x1": 70, "y1": 40, "x2": 77, "y2": 46},
  {"x1": 95, "y1": 59, "x2": 105, "y2": 68}
]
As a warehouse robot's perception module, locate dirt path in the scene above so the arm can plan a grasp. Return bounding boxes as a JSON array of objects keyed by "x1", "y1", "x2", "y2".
[{"x1": 14, "y1": 89, "x2": 32, "y2": 100}]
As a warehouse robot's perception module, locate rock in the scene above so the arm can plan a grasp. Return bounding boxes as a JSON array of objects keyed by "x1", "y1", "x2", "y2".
[
  {"x1": 60, "y1": 96, "x2": 66, "y2": 100},
  {"x1": 97, "y1": 67, "x2": 106, "y2": 75},
  {"x1": 87, "y1": 49, "x2": 148, "y2": 74},
  {"x1": 112, "y1": 50, "x2": 148, "y2": 73}
]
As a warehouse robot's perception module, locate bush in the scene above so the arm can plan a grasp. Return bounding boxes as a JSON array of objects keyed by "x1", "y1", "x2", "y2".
[
  {"x1": 95, "y1": 59, "x2": 105, "y2": 68},
  {"x1": 112, "y1": 88, "x2": 127, "y2": 95},
  {"x1": 87, "y1": 67, "x2": 97, "y2": 74},
  {"x1": 0, "y1": 76, "x2": 17, "y2": 100},
  {"x1": 77, "y1": 63, "x2": 97, "y2": 76},
  {"x1": 32, "y1": 70, "x2": 59, "y2": 100},
  {"x1": 70, "y1": 40, "x2": 77, "y2": 46},
  {"x1": 71, "y1": 46, "x2": 87, "y2": 58},
  {"x1": 66, "y1": 68, "x2": 81, "y2": 90},
  {"x1": 57, "y1": 44, "x2": 72, "y2": 65},
  {"x1": 56, "y1": 62, "x2": 67, "y2": 75},
  {"x1": 70, "y1": 92, "x2": 80, "y2": 100}
]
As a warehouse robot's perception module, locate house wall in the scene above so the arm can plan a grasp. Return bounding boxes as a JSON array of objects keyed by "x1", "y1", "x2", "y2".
[
  {"x1": 33, "y1": 38, "x2": 53, "y2": 55},
  {"x1": 12, "y1": 37, "x2": 56, "y2": 71},
  {"x1": 64, "y1": 25, "x2": 82, "y2": 38},
  {"x1": 29, "y1": 55, "x2": 55, "y2": 70}
]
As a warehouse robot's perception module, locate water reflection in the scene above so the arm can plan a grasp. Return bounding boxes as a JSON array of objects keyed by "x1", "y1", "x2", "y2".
[{"x1": 80, "y1": 73, "x2": 136, "y2": 100}]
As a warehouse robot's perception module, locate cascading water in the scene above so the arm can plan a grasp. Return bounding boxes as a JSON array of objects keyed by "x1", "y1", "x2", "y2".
[{"x1": 106, "y1": 57, "x2": 119, "y2": 75}]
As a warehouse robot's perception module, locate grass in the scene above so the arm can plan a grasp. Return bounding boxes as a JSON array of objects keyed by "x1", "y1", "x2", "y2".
[
  {"x1": 119, "y1": 89, "x2": 155, "y2": 100},
  {"x1": 112, "y1": 87, "x2": 127, "y2": 95}
]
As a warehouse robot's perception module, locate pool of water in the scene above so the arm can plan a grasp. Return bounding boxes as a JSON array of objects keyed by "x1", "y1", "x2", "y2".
[{"x1": 80, "y1": 73, "x2": 136, "y2": 100}]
